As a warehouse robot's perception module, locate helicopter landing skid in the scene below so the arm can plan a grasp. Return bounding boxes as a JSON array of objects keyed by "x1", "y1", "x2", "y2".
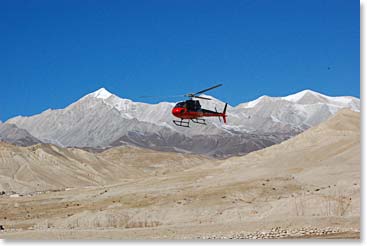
[
  {"x1": 173, "y1": 118, "x2": 207, "y2": 127},
  {"x1": 191, "y1": 118, "x2": 206, "y2": 125},
  {"x1": 173, "y1": 119, "x2": 190, "y2": 127}
]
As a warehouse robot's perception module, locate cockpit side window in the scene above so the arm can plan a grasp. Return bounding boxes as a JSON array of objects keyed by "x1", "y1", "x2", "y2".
[{"x1": 175, "y1": 102, "x2": 185, "y2": 107}]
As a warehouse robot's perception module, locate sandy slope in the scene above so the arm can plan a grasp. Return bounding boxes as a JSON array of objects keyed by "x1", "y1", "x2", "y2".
[
  {"x1": 0, "y1": 109, "x2": 360, "y2": 239},
  {"x1": 0, "y1": 144, "x2": 214, "y2": 194}
]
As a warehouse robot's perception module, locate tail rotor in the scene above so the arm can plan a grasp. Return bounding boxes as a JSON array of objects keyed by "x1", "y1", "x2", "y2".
[{"x1": 222, "y1": 103, "x2": 227, "y2": 124}]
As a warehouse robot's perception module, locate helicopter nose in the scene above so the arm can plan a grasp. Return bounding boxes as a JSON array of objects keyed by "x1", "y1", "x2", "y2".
[{"x1": 172, "y1": 107, "x2": 185, "y2": 117}]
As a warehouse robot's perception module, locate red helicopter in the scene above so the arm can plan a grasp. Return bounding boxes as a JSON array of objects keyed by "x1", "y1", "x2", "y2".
[
  {"x1": 141, "y1": 84, "x2": 227, "y2": 127},
  {"x1": 171, "y1": 84, "x2": 227, "y2": 127}
]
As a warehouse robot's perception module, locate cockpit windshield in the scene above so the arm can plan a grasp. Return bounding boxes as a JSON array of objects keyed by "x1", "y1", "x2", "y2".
[{"x1": 174, "y1": 100, "x2": 201, "y2": 111}]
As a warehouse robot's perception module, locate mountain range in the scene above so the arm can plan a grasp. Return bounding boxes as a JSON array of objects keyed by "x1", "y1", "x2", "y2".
[{"x1": 2, "y1": 88, "x2": 360, "y2": 157}]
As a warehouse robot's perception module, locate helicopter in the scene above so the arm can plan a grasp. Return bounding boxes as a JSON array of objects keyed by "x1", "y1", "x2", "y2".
[
  {"x1": 171, "y1": 84, "x2": 227, "y2": 127},
  {"x1": 141, "y1": 84, "x2": 228, "y2": 127},
  {"x1": 172, "y1": 84, "x2": 227, "y2": 127}
]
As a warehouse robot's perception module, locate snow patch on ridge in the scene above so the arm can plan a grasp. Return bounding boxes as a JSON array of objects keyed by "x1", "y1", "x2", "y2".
[
  {"x1": 281, "y1": 89, "x2": 320, "y2": 102},
  {"x1": 91, "y1": 88, "x2": 113, "y2": 99}
]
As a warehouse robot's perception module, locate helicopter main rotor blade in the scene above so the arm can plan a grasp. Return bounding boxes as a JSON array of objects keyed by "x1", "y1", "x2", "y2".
[
  {"x1": 193, "y1": 96, "x2": 212, "y2": 100},
  {"x1": 140, "y1": 83, "x2": 223, "y2": 100},
  {"x1": 192, "y1": 84, "x2": 223, "y2": 96},
  {"x1": 139, "y1": 94, "x2": 185, "y2": 99}
]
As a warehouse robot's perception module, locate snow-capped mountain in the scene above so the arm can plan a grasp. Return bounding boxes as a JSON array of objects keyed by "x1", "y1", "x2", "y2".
[
  {"x1": 5, "y1": 88, "x2": 360, "y2": 157},
  {"x1": 231, "y1": 89, "x2": 360, "y2": 132}
]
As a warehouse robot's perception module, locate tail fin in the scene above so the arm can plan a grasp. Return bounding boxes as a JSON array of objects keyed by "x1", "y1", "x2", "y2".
[{"x1": 222, "y1": 103, "x2": 227, "y2": 124}]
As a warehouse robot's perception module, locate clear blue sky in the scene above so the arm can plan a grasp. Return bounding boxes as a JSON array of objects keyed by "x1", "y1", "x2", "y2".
[{"x1": 0, "y1": 0, "x2": 359, "y2": 121}]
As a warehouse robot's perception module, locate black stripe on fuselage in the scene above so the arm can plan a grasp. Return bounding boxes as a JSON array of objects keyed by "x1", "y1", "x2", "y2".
[{"x1": 201, "y1": 109, "x2": 219, "y2": 114}]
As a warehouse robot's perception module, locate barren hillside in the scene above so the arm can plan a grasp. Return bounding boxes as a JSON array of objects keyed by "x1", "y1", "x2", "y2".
[
  {"x1": 0, "y1": 143, "x2": 214, "y2": 194},
  {"x1": 0, "y1": 109, "x2": 360, "y2": 239}
]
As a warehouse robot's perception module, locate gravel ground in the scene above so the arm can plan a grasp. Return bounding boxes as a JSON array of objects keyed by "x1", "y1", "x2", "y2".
[{"x1": 196, "y1": 227, "x2": 360, "y2": 239}]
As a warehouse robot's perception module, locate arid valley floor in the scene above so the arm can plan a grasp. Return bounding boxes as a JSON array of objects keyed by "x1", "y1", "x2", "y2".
[{"x1": 0, "y1": 109, "x2": 360, "y2": 239}]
